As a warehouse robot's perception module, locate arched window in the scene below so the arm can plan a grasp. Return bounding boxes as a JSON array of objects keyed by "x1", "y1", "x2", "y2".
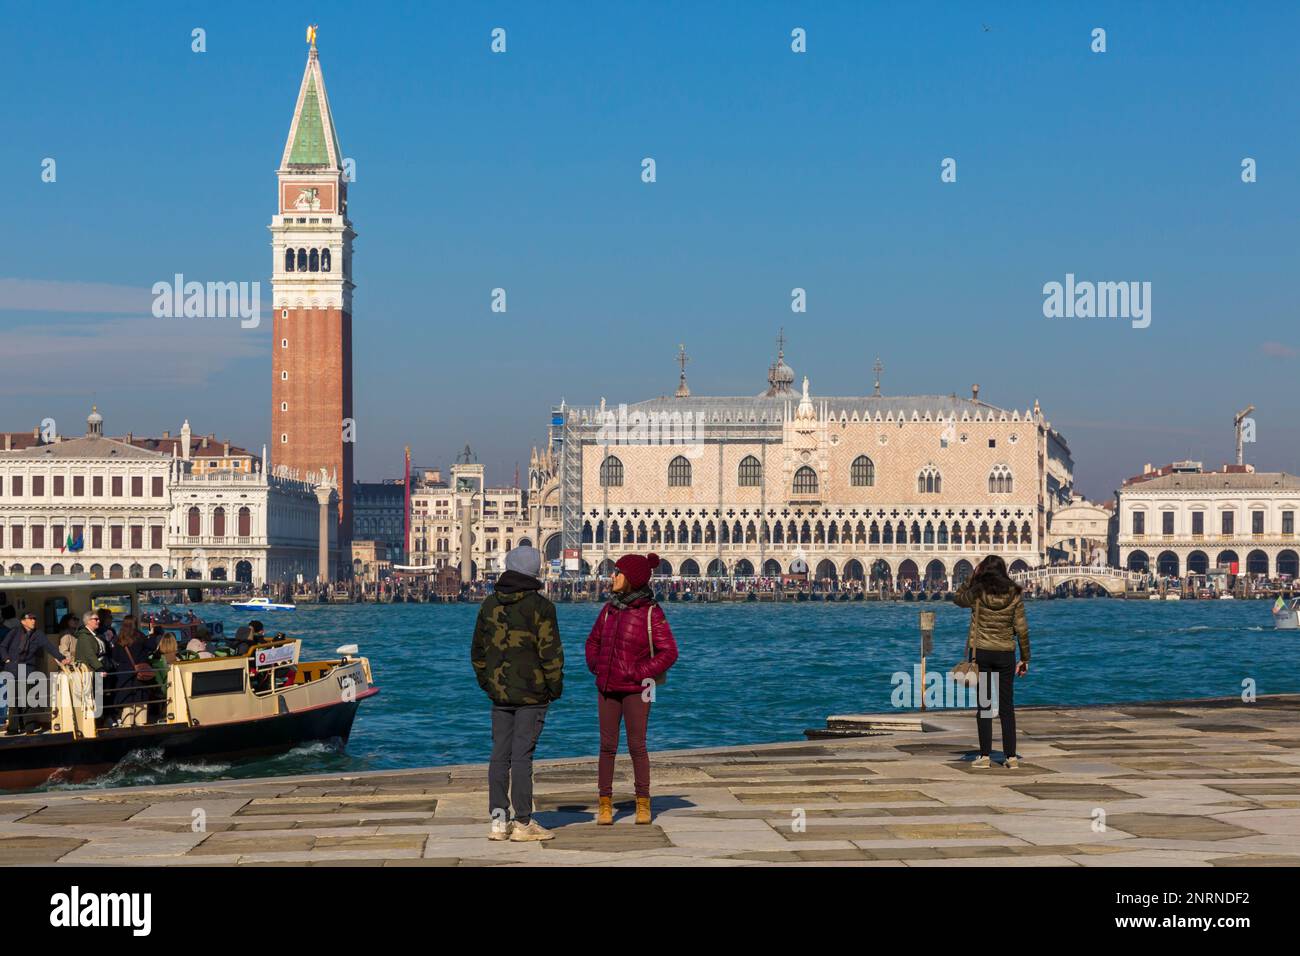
[
  {"x1": 738, "y1": 455, "x2": 761, "y2": 487},
  {"x1": 309, "y1": 248, "x2": 320, "y2": 272},
  {"x1": 237, "y1": 506, "x2": 251, "y2": 537},
  {"x1": 668, "y1": 455, "x2": 692, "y2": 487},
  {"x1": 599, "y1": 455, "x2": 624, "y2": 487},
  {"x1": 296, "y1": 248, "x2": 307, "y2": 271},
  {"x1": 851, "y1": 455, "x2": 875, "y2": 487},
  {"x1": 321, "y1": 248, "x2": 331, "y2": 272},
  {"x1": 284, "y1": 247, "x2": 295, "y2": 272},
  {"x1": 918, "y1": 464, "x2": 942, "y2": 494},
  {"x1": 212, "y1": 507, "x2": 225, "y2": 539},
  {"x1": 187, "y1": 506, "x2": 200, "y2": 537},
  {"x1": 793, "y1": 466, "x2": 818, "y2": 494},
  {"x1": 988, "y1": 464, "x2": 1013, "y2": 494}
]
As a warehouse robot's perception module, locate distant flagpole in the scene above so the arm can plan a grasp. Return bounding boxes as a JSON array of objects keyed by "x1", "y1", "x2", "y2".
[{"x1": 403, "y1": 445, "x2": 412, "y2": 563}]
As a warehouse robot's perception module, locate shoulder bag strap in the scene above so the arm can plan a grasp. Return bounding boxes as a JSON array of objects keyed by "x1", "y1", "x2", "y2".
[
  {"x1": 968, "y1": 595, "x2": 979, "y2": 661},
  {"x1": 646, "y1": 604, "x2": 655, "y2": 659}
]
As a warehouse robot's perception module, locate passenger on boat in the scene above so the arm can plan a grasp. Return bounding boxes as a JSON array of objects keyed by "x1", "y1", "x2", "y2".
[
  {"x1": 1, "y1": 610, "x2": 53, "y2": 733},
  {"x1": 109, "y1": 627, "x2": 154, "y2": 728},
  {"x1": 73, "y1": 614, "x2": 108, "y2": 672},
  {"x1": 117, "y1": 616, "x2": 143, "y2": 656},
  {"x1": 55, "y1": 614, "x2": 79, "y2": 665},
  {"x1": 227, "y1": 622, "x2": 264, "y2": 657},
  {"x1": 73, "y1": 613, "x2": 113, "y2": 726},
  {"x1": 148, "y1": 635, "x2": 180, "y2": 722},
  {"x1": 185, "y1": 625, "x2": 214, "y2": 659}
]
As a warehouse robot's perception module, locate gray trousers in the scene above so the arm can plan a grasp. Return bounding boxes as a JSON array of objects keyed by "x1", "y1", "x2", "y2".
[{"x1": 489, "y1": 703, "x2": 548, "y2": 822}]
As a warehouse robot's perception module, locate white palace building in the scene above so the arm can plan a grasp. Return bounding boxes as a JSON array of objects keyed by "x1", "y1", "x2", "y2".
[
  {"x1": 1115, "y1": 460, "x2": 1300, "y2": 579},
  {"x1": 0, "y1": 408, "x2": 334, "y2": 585},
  {"x1": 531, "y1": 339, "x2": 1076, "y2": 588}
]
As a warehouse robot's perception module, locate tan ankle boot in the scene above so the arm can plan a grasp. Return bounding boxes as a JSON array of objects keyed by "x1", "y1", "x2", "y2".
[
  {"x1": 596, "y1": 796, "x2": 613, "y2": 825},
  {"x1": 635, "y1": 796, "x2": 651, "y2": 825}
]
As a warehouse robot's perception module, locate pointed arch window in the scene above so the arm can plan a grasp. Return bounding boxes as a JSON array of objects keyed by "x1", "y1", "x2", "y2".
[
  {"x1": 668, "y1": 456, "x2": 692, "y2": 487},
  {"x1": 851, "y1": 455, "x2": 875, "y2": 487},
  {"x1": 793, "y1": 466, "x2": 818, "y2": 494},
  {"x1": 599, "y1": 455, "x2": 624, "y2": 487},
  {"x1": 738, "y1": 455, "x2": 761, "y2": 487},
  {"x1": 917, "y1": 464, "x2": 942, "y2": 494},
  {"x1": 989, "y1": 464, "x2": 1013, "y2": 494}
]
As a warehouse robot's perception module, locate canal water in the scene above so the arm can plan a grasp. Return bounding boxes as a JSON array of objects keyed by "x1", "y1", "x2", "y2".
[{"x1": 41, "y1": 598, "x2": 1294, "y2": 791}]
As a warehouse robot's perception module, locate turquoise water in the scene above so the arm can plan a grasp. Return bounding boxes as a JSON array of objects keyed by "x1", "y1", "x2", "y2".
[{"x1": 41, "y1": 599, "x2": 1294, "y2": 790}]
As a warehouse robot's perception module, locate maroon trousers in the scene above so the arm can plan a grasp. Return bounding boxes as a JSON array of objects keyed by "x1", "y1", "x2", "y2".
[{"x1": 598, "y1": 690, "x2": 652, "y2": 797}]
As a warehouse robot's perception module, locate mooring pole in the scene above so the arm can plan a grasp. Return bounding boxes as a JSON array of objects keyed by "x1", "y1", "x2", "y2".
[{"x1": 919, "y1": 610, "x2": 935, "y2": 710}]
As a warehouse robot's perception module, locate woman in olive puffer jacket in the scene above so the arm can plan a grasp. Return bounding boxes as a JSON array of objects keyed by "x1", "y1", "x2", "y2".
[{"x1": 953, "y1": 555, "x2": 1030, "y2": 769}]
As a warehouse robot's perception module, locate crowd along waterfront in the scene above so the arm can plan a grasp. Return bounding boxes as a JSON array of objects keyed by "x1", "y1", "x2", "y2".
[{"x1": 18, "y1": 598, "x2": 1294, "y2": 793}]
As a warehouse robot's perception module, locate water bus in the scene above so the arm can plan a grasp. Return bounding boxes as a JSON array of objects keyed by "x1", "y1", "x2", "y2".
[{"x1": 0, "y1": 576, "x2": 376, "y2": 790}]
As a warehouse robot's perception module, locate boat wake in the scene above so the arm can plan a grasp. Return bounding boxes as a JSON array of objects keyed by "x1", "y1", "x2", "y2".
[{"x1": 39, "y1": 747, "x2": 237, "y2": 792}]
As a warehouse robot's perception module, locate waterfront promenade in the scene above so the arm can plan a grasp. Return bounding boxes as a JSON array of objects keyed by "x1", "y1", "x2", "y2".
[{"x1": 1, "y1": 695, "x2": 1297, "y2": 866}]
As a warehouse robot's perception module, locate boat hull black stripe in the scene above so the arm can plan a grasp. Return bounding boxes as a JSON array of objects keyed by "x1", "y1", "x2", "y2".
[{"x1": 0, "y1": 697, "x2": 366, "y2": 792}]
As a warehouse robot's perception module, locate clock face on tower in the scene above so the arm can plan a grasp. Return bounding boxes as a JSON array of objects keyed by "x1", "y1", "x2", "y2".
[{"x1": 280, "y1": 181, "x2": 336, "y2": 214}]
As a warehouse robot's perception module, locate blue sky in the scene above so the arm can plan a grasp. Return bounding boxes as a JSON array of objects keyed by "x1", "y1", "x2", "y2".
[{"x1": 1, "y1": 1, "x2": 1297, "y2": 499}]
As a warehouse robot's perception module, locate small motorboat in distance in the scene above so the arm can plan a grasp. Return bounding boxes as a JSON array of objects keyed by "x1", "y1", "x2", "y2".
[
  {"x1": 1272, "y1": 596, "x2": 1300, "y2": 630},
  {"x1": 230, "y1": 596, "x2": 296, "y2": 612}
]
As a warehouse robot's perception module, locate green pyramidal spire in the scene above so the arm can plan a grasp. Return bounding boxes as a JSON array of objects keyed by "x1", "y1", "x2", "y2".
[{"x1": 281, "y1": 45, "x2": 343, "y2": 170}]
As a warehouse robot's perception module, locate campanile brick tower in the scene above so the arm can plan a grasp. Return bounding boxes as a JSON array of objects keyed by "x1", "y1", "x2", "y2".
[{"x1": 270, "y1": 30, "x2": 354, "y2": 572}]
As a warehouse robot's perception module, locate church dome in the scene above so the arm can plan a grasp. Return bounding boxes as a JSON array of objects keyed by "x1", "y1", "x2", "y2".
[{"x1": 765, "y1": 335, "x2": 795, "y2": 396}]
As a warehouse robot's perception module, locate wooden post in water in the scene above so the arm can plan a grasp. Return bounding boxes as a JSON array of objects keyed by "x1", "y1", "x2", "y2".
[{"x1": 919, "y1": 610, "x2": 935, "y2": 710}]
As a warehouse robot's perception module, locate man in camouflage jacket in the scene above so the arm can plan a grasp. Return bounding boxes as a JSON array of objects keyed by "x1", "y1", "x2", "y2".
[{"x1": 471, "y1": 545, "x2": 563, "y2": 841}]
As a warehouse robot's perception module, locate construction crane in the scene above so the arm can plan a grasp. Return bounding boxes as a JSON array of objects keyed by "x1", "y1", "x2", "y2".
[{"x1": 1235, "y1": 405, "x2": 1255, "y2": 466}]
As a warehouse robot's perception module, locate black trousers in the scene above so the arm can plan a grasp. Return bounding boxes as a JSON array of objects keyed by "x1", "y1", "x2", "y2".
[{"x1": 974, "y1": 649, "x2": 1017, "y2": 758}]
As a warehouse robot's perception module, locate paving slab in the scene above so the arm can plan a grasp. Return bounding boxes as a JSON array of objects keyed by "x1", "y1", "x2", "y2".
[{"x1": 3, "y1": 694, "x2": 1299, "y2": 866}]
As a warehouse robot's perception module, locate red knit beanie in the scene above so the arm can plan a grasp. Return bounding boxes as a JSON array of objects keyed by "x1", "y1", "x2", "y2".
[{"x1": 615, "y1": 552, "x2": 660, "y2": 590}]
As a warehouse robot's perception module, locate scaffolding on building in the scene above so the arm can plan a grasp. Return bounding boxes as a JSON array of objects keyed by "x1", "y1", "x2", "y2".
[{"x1": 556, "y1": 404, "x2": 584, "y2": 575}]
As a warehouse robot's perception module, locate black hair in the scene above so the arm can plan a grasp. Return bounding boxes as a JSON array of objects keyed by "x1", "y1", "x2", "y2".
[{"x1": 249, "y1": 620, "x2": 264, "y2": 632}]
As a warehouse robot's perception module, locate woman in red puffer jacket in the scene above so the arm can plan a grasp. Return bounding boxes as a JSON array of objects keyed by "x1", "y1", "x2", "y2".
[{"x1": 586, "y1": 552, "x2": 678, "y2": 826}]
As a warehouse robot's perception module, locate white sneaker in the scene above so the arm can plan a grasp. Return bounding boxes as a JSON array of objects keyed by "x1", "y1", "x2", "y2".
[
  {"x1": 509, "y1": 819, "x2": 555, "y2": 842},
  {"x1": 1004, "y1": 756, "x2": 1020, "y2": 769},
  {"x1": 488, "y1": 819, "x2": 513, "y2": 841},
  {"x1": 971, "y1": 755, "x2": 991, "y2": 769}
]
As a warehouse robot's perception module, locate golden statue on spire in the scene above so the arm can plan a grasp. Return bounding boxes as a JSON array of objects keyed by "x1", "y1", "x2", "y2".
[{"x1": 306, "y1": 24, "x2": 318, "y2": 48}]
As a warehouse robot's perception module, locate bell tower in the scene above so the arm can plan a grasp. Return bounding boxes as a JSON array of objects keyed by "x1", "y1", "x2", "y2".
[{"x1": 270, "y1": 26, "x2": 354, "y2": 569}]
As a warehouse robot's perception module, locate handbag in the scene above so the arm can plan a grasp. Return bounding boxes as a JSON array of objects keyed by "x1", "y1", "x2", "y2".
[
  {"x1": 124, "y1": 645, "x2": 155, "y2": 683},
  {"x1": 949, "y1": 597, "x2": 980, "y2": 688}
]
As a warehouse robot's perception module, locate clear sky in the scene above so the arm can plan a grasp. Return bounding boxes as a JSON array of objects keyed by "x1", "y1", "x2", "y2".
[{"x1": 2, "y1": 1, "x2": 1297, "y2": 500}]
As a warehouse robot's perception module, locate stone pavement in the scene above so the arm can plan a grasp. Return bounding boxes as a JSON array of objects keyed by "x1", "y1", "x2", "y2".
[{"x1": 2, "y1": 695, "x2": 1299, "y2": 866}]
